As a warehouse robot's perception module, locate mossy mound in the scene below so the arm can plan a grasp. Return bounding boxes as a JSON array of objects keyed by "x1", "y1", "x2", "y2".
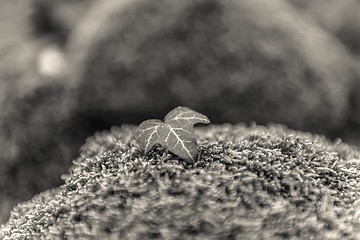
[{"x1": 1, "y1": 124, "x2": 359, "y2": 239}]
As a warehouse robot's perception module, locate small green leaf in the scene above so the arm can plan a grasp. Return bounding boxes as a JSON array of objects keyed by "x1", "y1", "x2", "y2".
[{"x1": 134, "y1": 106, "x2": 210, "y2": 163}]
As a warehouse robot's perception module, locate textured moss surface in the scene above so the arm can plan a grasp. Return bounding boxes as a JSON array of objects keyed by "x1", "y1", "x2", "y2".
[{"x1": 1, "y1": 124, "x2": 359, "y2": 239}]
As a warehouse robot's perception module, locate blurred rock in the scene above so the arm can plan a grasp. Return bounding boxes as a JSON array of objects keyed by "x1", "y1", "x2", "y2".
[{"x1": 67, "y1": 0, "x2": 355, "y2": 132}]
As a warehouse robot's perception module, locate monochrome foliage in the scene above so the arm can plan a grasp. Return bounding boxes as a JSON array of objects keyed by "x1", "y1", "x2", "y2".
[{"x1": 135, "y1": 106, "x2": 210, "y2": 162}]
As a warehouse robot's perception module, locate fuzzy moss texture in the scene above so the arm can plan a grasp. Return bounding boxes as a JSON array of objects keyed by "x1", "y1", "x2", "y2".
[{"x1": 1, "y1": 124, "x2": 360, "y2": 239}]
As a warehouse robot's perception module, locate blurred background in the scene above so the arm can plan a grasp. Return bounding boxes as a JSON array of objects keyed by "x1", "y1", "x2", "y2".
[{"x1": 0, "y1": 0, "x2": 360, "y2": 223}]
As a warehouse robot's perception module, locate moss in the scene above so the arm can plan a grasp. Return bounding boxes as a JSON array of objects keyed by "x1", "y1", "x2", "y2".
[{"x1": 1, "y1": 124, "x2": 359, "y2": 239}]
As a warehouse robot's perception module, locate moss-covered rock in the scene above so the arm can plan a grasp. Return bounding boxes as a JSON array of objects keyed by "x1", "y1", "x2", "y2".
[{"x1": 1, "y1": 124, "x2": 359, "y2": 239}]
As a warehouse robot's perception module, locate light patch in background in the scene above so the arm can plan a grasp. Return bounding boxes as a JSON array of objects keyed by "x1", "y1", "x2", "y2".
[{"x1": 37, "y1": 45, "x2": 66, "y2": 78}]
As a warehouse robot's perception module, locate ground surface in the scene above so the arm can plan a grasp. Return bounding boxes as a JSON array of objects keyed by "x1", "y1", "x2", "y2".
[{"x1": 1, "y1": 124, "x2": 359, "y2": 239}]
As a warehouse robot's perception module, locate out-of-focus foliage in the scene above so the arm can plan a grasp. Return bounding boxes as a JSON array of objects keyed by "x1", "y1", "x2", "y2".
[{"x1": 0, "y1": 0, "x2": 360, "y2": 224}]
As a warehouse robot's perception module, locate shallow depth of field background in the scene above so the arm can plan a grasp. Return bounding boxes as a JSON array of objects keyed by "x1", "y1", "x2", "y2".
[{"x1": 0, "y1": 0, "x2": 360, "y2": 223}]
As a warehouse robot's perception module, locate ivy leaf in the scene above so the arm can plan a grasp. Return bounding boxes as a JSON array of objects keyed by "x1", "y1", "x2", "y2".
[
  {"x1": 164, "y1": 106, "x2": 211, "y2": 127},
  {"x1": 135, "y1": 119, "x2": 163, "y2": 153},
  {"x1": 134, "y1": 106, "x2": 210, "y2": 163}
]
